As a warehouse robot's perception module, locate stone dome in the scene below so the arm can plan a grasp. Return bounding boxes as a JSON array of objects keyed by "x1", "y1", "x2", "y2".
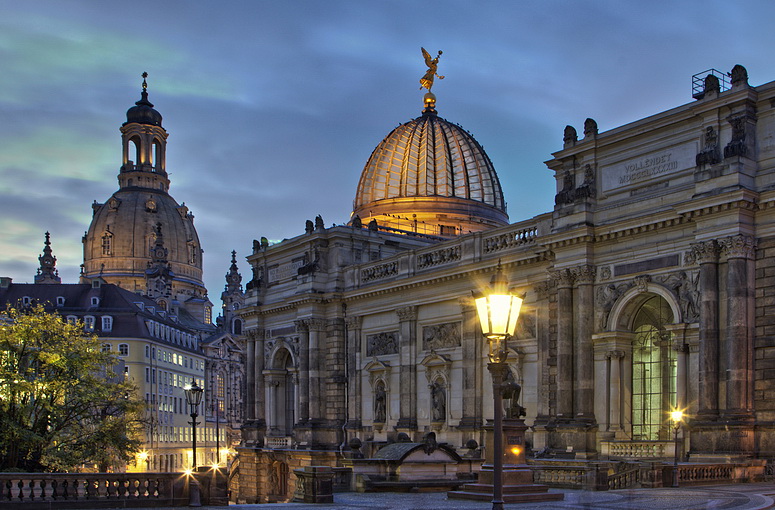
[
  {"x1": 351, "y1": 96, "x2": 508, "y2": 237},
  {"x1": 83, "y1": 189, "x2": 203, "y2": 291},
  {"x1": 82, "y1": 74, "x2": 211, "y2": 325}
]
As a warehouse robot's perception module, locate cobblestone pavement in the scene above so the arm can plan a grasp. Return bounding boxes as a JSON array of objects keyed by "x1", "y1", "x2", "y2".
[{"x1": 113, "y1": 484, "x2": 775, "y2": 510}]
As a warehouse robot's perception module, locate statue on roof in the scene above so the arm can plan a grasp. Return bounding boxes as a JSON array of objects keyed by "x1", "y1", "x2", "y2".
[{"x1": 420, "y1": 48, "x2": 444, "y2": 92}]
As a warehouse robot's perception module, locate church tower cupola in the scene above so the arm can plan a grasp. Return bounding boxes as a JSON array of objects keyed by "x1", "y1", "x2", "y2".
[{"x1": 119, "y1": 72, "x2": 170, "y2": 193}]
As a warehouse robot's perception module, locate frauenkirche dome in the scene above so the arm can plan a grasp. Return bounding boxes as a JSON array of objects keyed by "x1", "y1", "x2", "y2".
[{"x1": 351, "y1": 93, "x2": 508, "y2": 237}]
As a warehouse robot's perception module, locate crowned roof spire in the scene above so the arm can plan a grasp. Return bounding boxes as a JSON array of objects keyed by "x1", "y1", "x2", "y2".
[{"x1": 35, "y1": 232, "x2": 61, "y2": 284}]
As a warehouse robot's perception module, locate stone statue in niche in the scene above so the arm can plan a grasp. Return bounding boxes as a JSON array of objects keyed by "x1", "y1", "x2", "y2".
[
  {"x1": 374, "y1": 384, "x2": 386, "y2": 423},
  {"x1": 430, "y1": 381, "x2": 446, "y2": 422}
]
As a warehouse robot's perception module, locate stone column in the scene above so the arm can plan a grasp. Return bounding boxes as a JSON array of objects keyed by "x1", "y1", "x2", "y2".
[
  {"x1": 692, "y1": 240, "x2": 720, "y2": 419},
  {"x1": 458, "y1": 296, "x2": 481, "y2": 429},
  {"x1": 534, "y1": 282, "x2": 552, "y2": 418},
  {"x1": 396, "y1": 306, "x2": 418, "y2": 431},
  {"x1": 574, "y1": 265, "x2": 596, "y2": 422},
  {"x1": 246, "y1": 330, "x2": 256, "y2": 421},
  {"x1": 606, "y1": 350, "x2": 624, "y2": 432},
  {"x1": 294, "y1": 320, "x2": 310, "y2": 423},
  {"x1": 721, "y1": 235, "x2": 755, "y2": 418},
  {"x1": 345, "y1": 315, "x2": 363, "y2": 433},
  {"x1": 555, "y1": 269, "x2": 575, "y2": 421},
  {"x1": 307, "y1": 318, "x2": 327, "y2": 422}
]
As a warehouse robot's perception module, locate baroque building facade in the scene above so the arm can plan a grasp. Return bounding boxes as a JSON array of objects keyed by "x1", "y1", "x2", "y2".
[
  {"x1": 234, "y1": 64, "x2": 775, "y2": 502},
  {"x1": 1, "y1": 77, "x2": 246, "y2": 473}
]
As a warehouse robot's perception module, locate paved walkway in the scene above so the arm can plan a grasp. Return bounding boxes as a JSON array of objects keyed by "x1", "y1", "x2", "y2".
[{"x1": 117, "y1": 484, "x2": 775, "y2": 510}]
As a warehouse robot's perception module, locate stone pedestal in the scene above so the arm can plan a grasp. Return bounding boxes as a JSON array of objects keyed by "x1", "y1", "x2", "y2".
[
  {"x1": 293, "y1": 466, "x2": 334, "y2": 504},
  {"x1": 448, "y1": 419, "x2": 563, "y2": 504}
]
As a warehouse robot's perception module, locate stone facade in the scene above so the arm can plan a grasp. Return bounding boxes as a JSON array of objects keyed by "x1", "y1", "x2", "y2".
[{"x1": 235, "y1": 65, "x2": 775, "y2": 501}]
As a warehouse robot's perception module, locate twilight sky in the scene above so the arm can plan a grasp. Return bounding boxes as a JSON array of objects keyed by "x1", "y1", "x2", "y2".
[{"x1": 2, "y1": 0, "x2": 775, "y2": 310}]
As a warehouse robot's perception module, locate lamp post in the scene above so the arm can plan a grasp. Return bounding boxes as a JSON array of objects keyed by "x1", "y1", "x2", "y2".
[
  {"x1": 185, "y1": 379, "x2": 204, "y2": 469},
  {"x1": 671, "y1": 409, "x2": 683, "y2": 488},
  {"x1": 474, "y1": 263, "x2": 523, "y2": 510},
  {"x1": 185, "y1": 379, "x2": 204, "y2": 507}
]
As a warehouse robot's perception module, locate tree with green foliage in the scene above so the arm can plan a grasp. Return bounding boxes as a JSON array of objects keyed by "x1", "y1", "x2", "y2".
[{"x1": 0, "y1": 305, "x2": 146, "y2": 472}]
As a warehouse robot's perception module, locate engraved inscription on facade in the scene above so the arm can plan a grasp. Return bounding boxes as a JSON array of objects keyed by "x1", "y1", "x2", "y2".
[
  {"x1": 366, "y1": 331, "x2": 399, "y2": 357},
  {"x1": 603, "y1": 143, "x2": 694, "y2": 192},
  {"x1": 268, "y1": 258, "x2": 306, "y2": 283},
  {"x1": 422, "y1": 322, "x2": 461, "y2": 350}
]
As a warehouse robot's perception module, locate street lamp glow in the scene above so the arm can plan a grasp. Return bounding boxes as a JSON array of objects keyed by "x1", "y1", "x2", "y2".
[
  {"x1": 671, "y1": 409, "x2": 684, "y2": 424},
  {"x1": 475, "y1": 262, "x2": 522, "y2": 510}
]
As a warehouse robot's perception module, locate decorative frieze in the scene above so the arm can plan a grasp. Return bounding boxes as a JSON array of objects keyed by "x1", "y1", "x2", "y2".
[
  {"x1": 658, "y1": 271, "x2": 700, "y2": 322},
  {"x1": 483, "y1": 226, "x2": 537, "y2": 253},
  {"x1": 362, "y1": 261, "x2": 398, "y2": 282},
  {"x1": 366, "y1": 331, "x2": 399, "y2": 357},
  {"x1": 422, "y1": 322, "x2": 461, "y2": 350},
  {"x1": 417, "y1": 246, "x2": 460, "y2": 269}
]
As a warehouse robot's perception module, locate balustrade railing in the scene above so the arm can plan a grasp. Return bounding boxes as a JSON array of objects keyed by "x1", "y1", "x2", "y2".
[{"x1": 0, "y1": 471, "x2": 224, "y2": 508}]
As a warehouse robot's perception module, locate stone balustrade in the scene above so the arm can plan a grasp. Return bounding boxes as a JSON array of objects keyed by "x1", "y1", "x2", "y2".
[
  {"x1": 601, "y1": 440, "x2": 673, "y2": 459},
  {"x1": 0, "y1": 470, "x2": 227, "y2": 508}
]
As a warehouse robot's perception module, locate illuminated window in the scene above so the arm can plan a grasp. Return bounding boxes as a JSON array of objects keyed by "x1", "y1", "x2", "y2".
[
  {"x1": 84, "y1": 316, "x2": 95, "y2": 332},
  {"x1": 631, "y1": 295, "x2": 676, "y2": 441}
]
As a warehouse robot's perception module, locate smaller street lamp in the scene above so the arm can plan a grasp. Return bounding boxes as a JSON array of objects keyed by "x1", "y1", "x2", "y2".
[
  {"x1": 184, "y1": 379, "x2": 204, "y2": 469},
  {"x1": 184, "y1": 379, "x2": 204, "y2": 507},
  {"x1": 474, "y1": 262, "x2": 523, "y2": 510},
  {"x1": 671, "y1": 409, "x2": 684, "y2": 488}
]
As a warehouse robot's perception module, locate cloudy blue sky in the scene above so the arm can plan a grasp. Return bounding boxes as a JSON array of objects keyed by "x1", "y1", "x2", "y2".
[{"x1": 2, "y1": 0, "x2": 775, "y2": 306}]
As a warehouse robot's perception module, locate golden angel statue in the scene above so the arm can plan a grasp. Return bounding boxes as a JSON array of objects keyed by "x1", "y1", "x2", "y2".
[{"x1": 420, "y1": 48, "x2": 444, "y2": 91}]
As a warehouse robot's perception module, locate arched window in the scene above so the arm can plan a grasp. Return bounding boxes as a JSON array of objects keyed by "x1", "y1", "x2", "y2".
[
  {"x1": 118, "y1": 343, "x2": 129, "y2": 356},
  {"x1": 101, "y1": 232, "x2": 113, "y2": 256},
  {"x1": 232, "y1": 318, "x2": 243, "y2": 335},
  {"x1": 630, "y1": 295, "x2": 676, "y2": 441},
  {"x1": 101, "y1": 343, "x2": 111, "y2": 353}
]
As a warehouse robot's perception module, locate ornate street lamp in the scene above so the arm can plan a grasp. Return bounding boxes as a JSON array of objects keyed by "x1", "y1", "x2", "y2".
[
  {"x1": 475, "y1": 263, "x2": 523, "y2": 510},
  {"x1": 184, "y1": 379, "x2": 204, "y2": 469},
  {"x1": 185, "y1": 379, "x2": 204, "y2": 507},
  {"x1": 671, "y1": 409, "x2": 683, "y2": 488}
]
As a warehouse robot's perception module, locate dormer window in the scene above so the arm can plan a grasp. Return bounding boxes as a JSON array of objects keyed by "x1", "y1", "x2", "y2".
[
  {"x1": 134, "y1": 302, "x2": 144, "y2": 311},
  {"x1": 84, "y1": 316, "x2": 95, "y2": 332},
  {"x1": 91, "y1": 297, "x2": 100, "y2": 307},
  {"x1": 56, "y1": 296, "x2": 65, "y2": 307},
  {"x1": 22, "y1": 296, "x2": 31, "y2": 306},
  {"x1": 66, "y1": 315, "x2": 77, "y2": 325},
  {"x1": 92, "y1": 279, "x2": 101, "y2": 289},
  {"x1": 102, "y1": 316, "x2": 113, "y2": 332}
]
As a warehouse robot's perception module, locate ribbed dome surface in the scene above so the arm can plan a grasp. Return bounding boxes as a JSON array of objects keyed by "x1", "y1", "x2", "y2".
[
  {"x1": 355, "y1": 113, "x2": 505, "y2": 210},
  {"x1": 352, "y1": 110, "x2": 508, "y2": 236}
]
